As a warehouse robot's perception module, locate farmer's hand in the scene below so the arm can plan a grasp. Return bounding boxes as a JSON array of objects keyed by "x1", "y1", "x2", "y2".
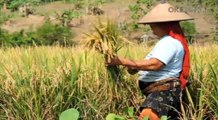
[
  {"x1": 127, "y1": 66, "x2": 138, "y2": 75},
  {"x1": 105, "y1": 55, "x2": 121, "y2": 67}
]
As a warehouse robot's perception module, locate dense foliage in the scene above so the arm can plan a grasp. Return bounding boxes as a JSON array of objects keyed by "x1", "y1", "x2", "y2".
[
  {"x1": 128, "y1": 0, "x2": 156, "y2": 30},
  {"x1": 0, "y1": 12, "x2": 13, "y2": 25},
  {"x1": 180, "y1": 22, "x2": 196, "y2": 44},
  {"x1": 0, "y1": 22, "x2": 74, "y2": 46},
  {"x1": 0, "y1": 0, "x2": 41, "y2": 11}
]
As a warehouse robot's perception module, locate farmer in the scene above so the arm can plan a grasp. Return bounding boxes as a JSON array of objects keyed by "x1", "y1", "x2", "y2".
[{"x1": 106, "y1": 1, "x2": 194, "y2": 120}]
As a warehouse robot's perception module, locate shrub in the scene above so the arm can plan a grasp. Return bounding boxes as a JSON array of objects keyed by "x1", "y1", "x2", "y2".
[
  {"x1": 0, "y1": 12, "x2": 13, "y2": 25},
  {"x1": 0, "y1": 28, "x2": 7, "y2": 45},
  {"x1": 28, "y1": 22, "x2": 75, "y2": 46},
  {"x1": 5, "y1": 30, "x2": 33, "y2": 46},
  {"x1": 0, "y1": 22, "x2": 75, "y2": 47},
  {"x1": 128, "y1": 0, "x2": 156, "y2": 31},
  {"x1": 180, "y1": 21, "x2": 196, "y2": 44},
  {"x1": 0, "y1": 30, "x2": 37, "y2": 47},
  {"x1": 180, "y1": 22, "x2": 196, "y2": 36},
  {"x1": 55, "y1": 9, "x2": 81, "y2": 27},
  {"x1": 7, "y1": 0, "x2": 40, "y2": 11}
]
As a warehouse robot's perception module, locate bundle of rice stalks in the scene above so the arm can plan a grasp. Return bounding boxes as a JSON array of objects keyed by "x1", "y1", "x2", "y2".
[{"x1": 84, "y1": 19, "x2": 130, "y2": 83}]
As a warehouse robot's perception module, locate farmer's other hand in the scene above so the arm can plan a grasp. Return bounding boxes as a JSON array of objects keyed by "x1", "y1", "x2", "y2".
[
  {"x1": 127, "y1": 67, "x2": 138, "y2": 75},
  {"x1": 105, "y1": 55, "x2": 121, "y2": 67}
]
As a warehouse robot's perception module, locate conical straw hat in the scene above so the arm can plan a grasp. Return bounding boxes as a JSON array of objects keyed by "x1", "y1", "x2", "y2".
[{"x1": 138, "y1": 2, "x2": 194, "y2": 24}]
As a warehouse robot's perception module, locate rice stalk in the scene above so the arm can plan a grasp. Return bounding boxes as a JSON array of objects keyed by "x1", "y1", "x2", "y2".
[
  {"x1": 0, "y1": 44, "x2": 217, "y2": 119},
  {"x1": 83, "y1": 19, "x2": 130, "y2": 83}
]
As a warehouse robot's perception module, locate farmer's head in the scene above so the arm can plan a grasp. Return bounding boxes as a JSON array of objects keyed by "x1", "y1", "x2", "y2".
[
  {"x1": 148, "y1": 22, "x2": 183, "y2": 38},
  {"x1": 149, "y1": 23, "x2": 169, "y2": 37}
]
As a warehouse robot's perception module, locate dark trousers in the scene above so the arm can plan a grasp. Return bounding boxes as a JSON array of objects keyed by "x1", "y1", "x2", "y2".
[{"x1": 138, "y1": 80, "x2": 184, "y2": 120}]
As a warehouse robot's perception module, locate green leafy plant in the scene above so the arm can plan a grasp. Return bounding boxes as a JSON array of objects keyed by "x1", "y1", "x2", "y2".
[
  {"x1": 0, "y1": 11, "x2": 13, "y2": 25},
  {"x1": 106, "y1": 107, "x2": 134, "y2": 120},
  {"x1": 0, "y1": 28, "x2": 7, "y2": 45},
  {"x1": 9, "y1": 0, "x2": 26, "y2": 11},
  {"x1": 8, "y1": 0, "x2": 39, "y2": 11},
  {"x1": 106, "y1": 114, "x2": 125, "y2": 120},
  {"x1": 55, "y1": 9, "x2": 81, "y2": 27},
  {"x1": 59, "y1": 108, "x2": 79, "y2": 120},
  {"x1": 29, "y1": 22, "x2": 74, "y2": 46},
  {"x1": 106, "y1": 106, "x2": 168, "y2": 120},
  {"x1": 0, "y1": 21, "x2": 74, "y2": 47},
  {"x1": 180, "y1": 21, "x2": 196, "y2": 44},
  {"x1": 128, "y1": 0, "x2": 155, "y2": 30},
  {"x1": 125, "y1": 107, "x2": 134, "y2": 118},
  {"x1": 94, "y1": 0, "x2": 112, "y2": 4},
  {"x1": 180, "y1": 22, "x2": 196, "y2": 35}
]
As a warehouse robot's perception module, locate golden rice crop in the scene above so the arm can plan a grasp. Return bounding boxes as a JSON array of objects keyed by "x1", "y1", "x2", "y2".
[
  {"x1": 0, "y1": 43, "x2": 217, "y2": 119},
  {"x1": 83, "y1": 19, "x2": 131, "y2": 61}
]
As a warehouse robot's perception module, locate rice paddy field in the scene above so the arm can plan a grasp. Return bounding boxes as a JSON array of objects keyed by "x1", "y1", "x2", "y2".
[{"x1": 0, "y1": 43, "x2": 217, "y2": 120}]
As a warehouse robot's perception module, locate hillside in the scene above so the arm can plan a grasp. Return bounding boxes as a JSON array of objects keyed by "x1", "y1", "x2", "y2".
[{"x1": 0, "y1": 0, "x2": 216, "y2": 43}]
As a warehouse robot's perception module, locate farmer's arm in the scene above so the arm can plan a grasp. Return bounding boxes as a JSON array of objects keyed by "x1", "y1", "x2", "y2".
[{"x1": 107, "y1": 56, "x2": 164, "y2": 71}]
